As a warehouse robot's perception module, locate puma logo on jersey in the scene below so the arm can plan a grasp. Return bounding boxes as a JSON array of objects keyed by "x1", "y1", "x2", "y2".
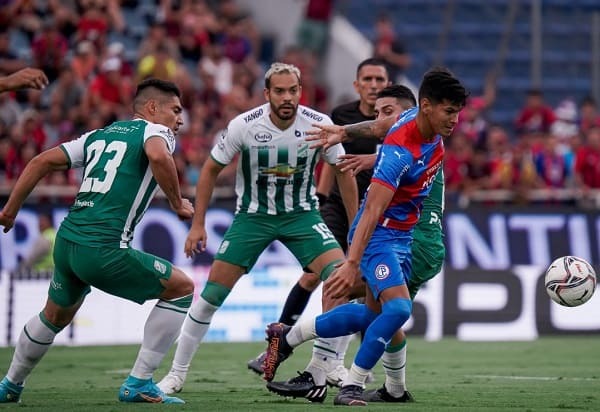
[{"x1": 417, "y1": 159, "x2": 425, "y2": 166}]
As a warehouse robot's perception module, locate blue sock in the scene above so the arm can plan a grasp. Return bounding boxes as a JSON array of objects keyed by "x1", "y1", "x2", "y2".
[
  {"x1": 354, "y1": 298, "x2": 412, "y2": 370},
  {"x1": 315, "y1": 303, "x2": 377, "y2": 338}
]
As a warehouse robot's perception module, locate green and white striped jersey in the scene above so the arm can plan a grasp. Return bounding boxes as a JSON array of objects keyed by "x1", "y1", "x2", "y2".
[
  {"x1": 211, "y1": 103, "x2": 345, "y2": 215},
  {"x1": 58, "y1": 119, "x2": 176, "y2": 248}
]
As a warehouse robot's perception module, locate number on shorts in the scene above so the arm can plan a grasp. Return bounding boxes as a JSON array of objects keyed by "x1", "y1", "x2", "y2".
[
  {"x1": 80, "y1": 140, "x2": 127, "y2": 193},
  {"x1": 312, "y1": 223, "x2": 335, "y2": 240}
]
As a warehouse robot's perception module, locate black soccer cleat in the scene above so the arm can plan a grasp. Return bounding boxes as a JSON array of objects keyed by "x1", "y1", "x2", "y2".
[
  {"x1": 362, "y1": 385, "x2": 415, "y2": 403},
  {"x1": 247, "y1": 351, "x2": 266, "y2": 375},
  {"x1": 262, "y1": 322, "x2": 293, "y2": 382},
  {"x1": 266, "y1": 371, "x2": 327, "y2": 403},
  {"x1": 333, "y1": 385, "x2": 367, "y2": 406}
]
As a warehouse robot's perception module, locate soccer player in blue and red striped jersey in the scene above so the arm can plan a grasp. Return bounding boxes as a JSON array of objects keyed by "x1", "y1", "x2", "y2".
[{"x1": 263, "y1": 67, "x2": 468, "y2": 406}]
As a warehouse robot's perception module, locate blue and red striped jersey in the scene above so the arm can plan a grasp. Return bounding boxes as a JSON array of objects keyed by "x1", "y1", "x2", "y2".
[{"x1": 351, "y1": 107, "x2": 444, "y2": 234}]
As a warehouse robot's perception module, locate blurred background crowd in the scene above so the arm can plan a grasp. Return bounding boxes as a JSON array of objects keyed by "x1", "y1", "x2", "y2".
[{"x1": 1, "y1": 0, "x2": 600, "y2": 207}]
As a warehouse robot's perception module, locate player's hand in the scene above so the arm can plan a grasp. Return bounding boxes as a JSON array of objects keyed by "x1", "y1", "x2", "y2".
[
  {"x1": 323, "y1": 260, "x2": 360, "y2": 299},
  {"x1": 171, "y1": 198, "x2": 194, "y2": 221},
  {"x1": 184, "y1": 225, "x2": 207, "y2": 258},
  {"x1": 3, "y1": 68, "x2": 49, "y2": 91},
  {"x1": 337, "y1": 154, "x2": 377, "y2": 176},
  {"x1": 0, "y1": 210, "x2": 16, "y2": 233},
  {"x1": 306, "y1": 124, "x2": 346, "y2": 150}
]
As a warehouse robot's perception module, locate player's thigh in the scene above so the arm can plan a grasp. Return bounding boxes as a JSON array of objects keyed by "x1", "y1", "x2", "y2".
[
  {"x1": 73, "y1": 246, "x2": 170, "y2": 304},
  {"x1": 214, "y1": 213, "x2": 276, "y2": 272},
  {"x1": 49, "y1": 236, "x2": 92, "y2": 308},
  {"x1": 281, "y1": 210, "x2": 343, "y2": 269},
  {"x1": 409, "y1": 225, "x2": 445, "y2": 299},
  {"x1": 361, "y1": 235, "x2": 412, "y2": 301},
  {"x1": 320, "y1": 201, "x2": 349, "y2": 252}
]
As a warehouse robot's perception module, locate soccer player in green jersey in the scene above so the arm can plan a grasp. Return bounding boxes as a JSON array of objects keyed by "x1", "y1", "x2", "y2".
[
  {"x1": 0, "y1": 78, "x2": 195, "y2": 404},
  {"x1": 157, "y1": 62, "x2": 359, "y2": 394}
]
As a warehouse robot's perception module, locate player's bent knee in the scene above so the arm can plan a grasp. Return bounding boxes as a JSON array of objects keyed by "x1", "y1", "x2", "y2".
[
  {"x1": 299, "y1": 272, "x2": 321, "y2": 291},
  {"x1": 162, "y1": 267, "x2": 194, "y2": 299},
  {"x1": 382, "y1": 298, "x2": 412, "y2": 324}
]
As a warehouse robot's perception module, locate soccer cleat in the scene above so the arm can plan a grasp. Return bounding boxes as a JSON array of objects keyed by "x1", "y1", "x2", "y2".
[
  {"x1": 156, "y1": 372, "x2": 185, "y2": 395},
  {"x1": 262, "y1": 323, "x2": 293, "y2": 382},
  {"x1": 119, "y1": 375, "x2": 185, "y2": 404},
  {"x1": 266, "y1": 371, "x2": 327, "y2": 403},
  {"x1": 325, "y1": 364, "x2": 348, "y2": 388},
  {"x1": 0, "y1": 377, "x2": 23, "y2": 403},
  {"x1": 247, "y1": 351, "x2": 267, "y2": 375},
  {"x1": 362, "y1": 385, "x2": 414, "y2": 403},
  {"x1": 333, "y1": 385, "x2": 367, "y2": 406}
]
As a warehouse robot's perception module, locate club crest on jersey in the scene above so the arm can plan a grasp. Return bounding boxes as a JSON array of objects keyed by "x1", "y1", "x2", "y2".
[
  {"x1": 254, "y1": 132, "x2": 272, "y2": 142},
  {"x1": 375, "y1": 264, "x2": 390, "y2": 280},
  {"x1": 154, "y1": 260, "x2": 167, "y2": 274}
]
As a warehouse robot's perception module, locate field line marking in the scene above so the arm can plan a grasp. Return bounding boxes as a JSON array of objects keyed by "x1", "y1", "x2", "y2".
[{"x1": 466, "y1": 374, "x2": 597, "y2": 381}]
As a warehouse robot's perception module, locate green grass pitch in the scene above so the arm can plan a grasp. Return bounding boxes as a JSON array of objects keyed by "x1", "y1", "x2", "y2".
[{"x1": 0, "y1": 337, "x2": 598, "y2": 411}]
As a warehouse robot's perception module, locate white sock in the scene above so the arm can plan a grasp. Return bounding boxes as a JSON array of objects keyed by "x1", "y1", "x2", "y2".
[
  {"x1": 285, "y1": 318, "x2": 317, "y2": 347},
  {"x1": 342, "y1": 363, "x2": 370, "y2": 388},
  {"x1": 305, "y1": 335, "x2": 350, "y2": 385},
  {"x1": 382, "y1": 343, "x2": 407, "y2": 396},
  {"x1": 130, "y1": 297, "x2": 191, "y2": 380},
  {"x1": 8, "y1": 314, "x2": 60, "y2": 384},
  {"x1": 169, "y1": 297, "x2": 218, "y2": 378}
]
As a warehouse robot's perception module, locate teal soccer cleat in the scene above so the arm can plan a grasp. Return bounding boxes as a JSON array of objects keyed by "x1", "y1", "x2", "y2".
[
  {"x1": 119, "y1": 375, "x2": 185, "y2": 404},
  {"x1": 0, "y1": 377, "x2": 23, "y2": 403}
]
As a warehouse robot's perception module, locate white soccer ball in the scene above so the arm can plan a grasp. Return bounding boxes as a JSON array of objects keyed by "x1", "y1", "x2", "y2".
[{"x1": 545, "y1": 256, "x2": 597, "y2": 307}]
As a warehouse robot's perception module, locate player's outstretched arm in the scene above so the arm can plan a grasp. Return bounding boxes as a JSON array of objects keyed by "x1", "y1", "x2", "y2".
[
  {"x1": 307, "y1": 116, "x2": 396, "y2": 149},
  {"x1": 184, "y1": 156, "x2": 225, "y2": 257},
  {"x1": 0, "y1": 67, "x2": 49, "y2": 93},
  {"x1": 333, "y1": 165, "x2": 358, "y2": 226},
  {"x1": 337, "y1": 154, "x2": 377, "y2": 176},
  {"x1": 0, "y1": 147, "x2": 68, "y2": 233},
  {"x1": 145, "y1": 136, "x2": 194, "y2": 221},
  {"x1": 324, "y1": 182, "x2": 394, "y2": 299}
]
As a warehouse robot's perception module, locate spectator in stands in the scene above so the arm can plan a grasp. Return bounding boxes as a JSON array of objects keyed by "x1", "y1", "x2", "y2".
[
  {"x1": 70, "y1": 40, "x2": 98, "y2": 82},
  {"x1": 198, "y1": 40, "x2": 233, "y2": 95},
  {"x1": 137, "y1": 21, "x2": 180, "y2": 61},
  {"x1": 574, "y1": 126, "x2": 600, "y2": 192},
  {"x1": 17, "y1": 212, "x2": 56, "y2": 273},
  {"x1": 220, "y1": 15, "x2": 253, "y2": 64},
  {"x1": 515, "y1": 88, "x2": 556, "y2": 135},
  {"x1": 31, "y1": 19, "x2": 68, "y2": 82},
  {"x1": 444, "y1": 131, "x2": 473, "y2": 196},
  {"x1": 51, "y1": 65, "x2": 85, "y2": 125},
  {"x1": 0, "y1": 30, "x2": 27, "y2": 75},
  {"x1": 579, "y1": 96, "x2": 600, "y2": 134},
  {"x1": 84, "y1": 57, "x2": 132, "y2": 123},
  {"x1": 296, "y1": 0, "x2": 335, "y2": 57},
  {"x1": 534, "y1": 134, "x2": 571, "y2": 189},
  {"x1": 373, "y1": 14, "x2": 412, "y2": 87}
]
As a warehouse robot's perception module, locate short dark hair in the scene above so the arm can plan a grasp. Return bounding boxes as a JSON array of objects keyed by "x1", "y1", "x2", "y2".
[
  {"x1": 356, "y1": 57, "x2": 388, "y2": 78},
  {"x1": 133, "y1": 78, "x2": 181, "y2": 112},
  {"x1": 135, "y1": 78, "x2": 181, "y2": 99},
  {"x1": 376, "y1": 84, "x2": 417, "y2": 107},
  {"x1": 418, "y1": 67, "x2": 469, "y2": 106}
]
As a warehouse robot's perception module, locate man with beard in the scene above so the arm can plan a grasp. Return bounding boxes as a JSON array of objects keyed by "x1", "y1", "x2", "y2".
[{"x1": 157, "y1": 62, "x2": 358, "y2": 394}]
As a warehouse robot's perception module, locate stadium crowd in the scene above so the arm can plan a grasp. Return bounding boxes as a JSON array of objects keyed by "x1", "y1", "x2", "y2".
[{"x1": 1, "y1": 0, "x2": 600, "y2": 206}]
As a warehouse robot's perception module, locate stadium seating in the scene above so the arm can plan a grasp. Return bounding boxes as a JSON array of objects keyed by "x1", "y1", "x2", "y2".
[{"x1": 341, "y1": 0, "x2": 597, "y2": 130}]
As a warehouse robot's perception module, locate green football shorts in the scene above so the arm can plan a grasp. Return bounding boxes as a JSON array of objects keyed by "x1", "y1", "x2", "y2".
[
  {"x1": 50, "y1": 235, "x2": 172, "y2": 306},
  {"x1": 408, "y1": 221, "x2": 445, "y2": 299},
  {"x1": 215, "y1": 210, "x2": 341, "y2": 272}
]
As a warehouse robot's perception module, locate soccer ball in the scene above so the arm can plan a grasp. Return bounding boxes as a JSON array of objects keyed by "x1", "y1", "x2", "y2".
[{"x1": 545, "y1": 256, "x2": 597, "y2": 307}]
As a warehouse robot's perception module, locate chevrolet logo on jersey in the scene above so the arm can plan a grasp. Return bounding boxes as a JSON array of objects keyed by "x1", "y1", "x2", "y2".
[{"x1": 258, "y1": 164, "x2": 302, "y2": 178}]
